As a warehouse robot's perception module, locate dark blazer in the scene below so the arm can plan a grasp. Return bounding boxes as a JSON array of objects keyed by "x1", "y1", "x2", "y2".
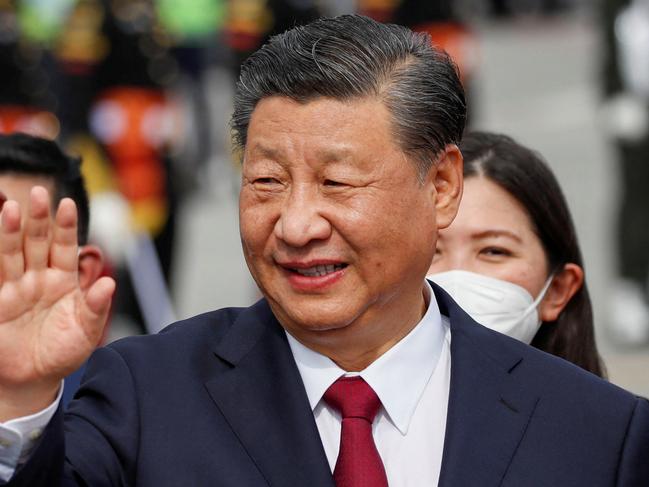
[{"x1": 5, "y1": 285, "x2": 649, "y2": 486}]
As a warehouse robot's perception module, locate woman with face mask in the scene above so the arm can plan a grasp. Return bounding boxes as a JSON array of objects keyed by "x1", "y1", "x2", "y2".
[{"x1": 428, "y1": 131, "x2": 605, "y2": 377}]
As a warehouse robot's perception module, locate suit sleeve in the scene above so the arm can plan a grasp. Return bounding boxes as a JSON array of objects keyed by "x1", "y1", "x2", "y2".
[
  {"x1": 3, "y1": 347, "x2": 140, "y2": 487},
  {"x1": 616, "y1": 397, "x2": 649, "y2": 486}
]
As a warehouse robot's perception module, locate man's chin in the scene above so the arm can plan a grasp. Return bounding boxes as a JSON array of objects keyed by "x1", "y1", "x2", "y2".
[
  {"x1": 279, "y1": 314, "x2": 353, "y2": 335},
  {"x1": 271, "y1": 303, "x2": 357, "y2": 336}
]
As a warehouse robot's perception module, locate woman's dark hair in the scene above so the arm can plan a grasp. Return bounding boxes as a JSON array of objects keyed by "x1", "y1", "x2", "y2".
[{"x1": 460, "y1": 131, "x2": 605, "y2": 378}]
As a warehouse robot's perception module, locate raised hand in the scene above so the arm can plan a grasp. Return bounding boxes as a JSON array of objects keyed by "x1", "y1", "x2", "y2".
[{"x1": 0, "y1": 186, "x2": 115, "y2": 421}]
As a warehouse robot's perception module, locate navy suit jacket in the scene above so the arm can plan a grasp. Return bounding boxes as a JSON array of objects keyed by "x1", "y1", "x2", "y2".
[{"x1": 5, "y1": 285, "x2": 649, "y2": 486}]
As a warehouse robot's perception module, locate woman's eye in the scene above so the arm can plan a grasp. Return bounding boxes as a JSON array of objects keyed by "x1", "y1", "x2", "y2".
[{"x1": 481, "y1": 247, "x2": 511, "y2": 257}]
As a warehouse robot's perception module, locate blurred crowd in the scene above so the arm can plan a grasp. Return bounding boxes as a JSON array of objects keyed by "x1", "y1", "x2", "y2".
[
  {"x1": 1, "y1": 0, "x2": 647, "y2": 349},
  {"x1": 600, "y1": 0, "x2": 649, "y2": 345}
]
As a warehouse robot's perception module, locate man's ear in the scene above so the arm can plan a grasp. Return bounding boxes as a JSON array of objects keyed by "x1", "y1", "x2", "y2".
[
  {"x1": 539, "y1": 263, "x2": 584, "y2": 322},
  {"x1": 428, "y1": 144, "x2": 463, "y2": 230},
  {"x1": 78, "y1": 244, "x2": 105, "y2": 291}
]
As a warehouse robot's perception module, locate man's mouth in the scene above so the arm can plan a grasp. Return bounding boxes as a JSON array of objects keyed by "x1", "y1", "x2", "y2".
[{"x1": 290, "y1": 263, "x2": 347, "y2": 277}]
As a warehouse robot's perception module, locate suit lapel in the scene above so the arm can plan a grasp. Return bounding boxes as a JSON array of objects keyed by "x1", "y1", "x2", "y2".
[
  {"x1": 434, "y1": 284, "x2": 540, "y2": 487},
  {"x1": 204, "y1": 300, "x2": 334, "y2": 487}
]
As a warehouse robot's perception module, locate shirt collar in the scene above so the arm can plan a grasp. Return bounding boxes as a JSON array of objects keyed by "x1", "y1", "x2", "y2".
[{"x1": 286, "y1": 280, "x2": 446, "y2": 435}]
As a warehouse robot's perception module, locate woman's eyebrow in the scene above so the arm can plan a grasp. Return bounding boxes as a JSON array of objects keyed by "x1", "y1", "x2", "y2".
[{"x1": 471, "y1": 229, "x2": 523, "y2": 243}]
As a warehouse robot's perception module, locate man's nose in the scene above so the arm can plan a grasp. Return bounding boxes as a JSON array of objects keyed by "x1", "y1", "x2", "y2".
[{"x1": 274, "y1": 185, "x2": 331, "y2": 247}]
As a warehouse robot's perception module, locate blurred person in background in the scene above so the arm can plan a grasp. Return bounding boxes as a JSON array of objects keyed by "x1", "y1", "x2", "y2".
[
  {"x1": 600, "y1": 0, "x2": 649, "y2": 345},
  {"x1": 428, "y1": 131, "x2": 605, "y2": 377},
  {"x1": 0, "y1": 132, "x2": 106, "y2": 406},
  {"x1": 52, "y1": 0, "x2": 182, "y2": 337},
  {"x1": 0, "y1": 0, "x2": 61, "y2": 139},
  {"x1": 157, "y1": 0, "x2": 226, "y2": 186}
]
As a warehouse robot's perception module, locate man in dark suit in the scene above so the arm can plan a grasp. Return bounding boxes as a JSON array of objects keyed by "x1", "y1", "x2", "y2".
[{"x1": 0, "y1": 14, "x2": 648, "y2": 487}]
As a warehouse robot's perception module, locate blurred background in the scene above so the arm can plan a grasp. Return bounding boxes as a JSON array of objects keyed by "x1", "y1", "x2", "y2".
[{"x1": 1, "y1": 0, "x2": 647, "y2": 396}]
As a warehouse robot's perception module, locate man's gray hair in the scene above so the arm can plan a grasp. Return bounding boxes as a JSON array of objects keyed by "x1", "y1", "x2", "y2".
[{"x1": 231, "y1": 14, "x2": 466, "y2": 179}]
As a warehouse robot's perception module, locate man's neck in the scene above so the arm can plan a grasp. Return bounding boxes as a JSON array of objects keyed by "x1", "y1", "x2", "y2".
[{"x1": 287, "y1": 288, "x2": 429, "y2": 371}]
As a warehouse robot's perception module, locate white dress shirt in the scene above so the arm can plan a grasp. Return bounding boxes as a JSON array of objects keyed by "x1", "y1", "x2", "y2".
[
  {"x1": 0, "y1": 383, "x2": 62, "y2": 481},
  {"x1": 287, "y1": 281, "x2": 452, "y2": 487}
]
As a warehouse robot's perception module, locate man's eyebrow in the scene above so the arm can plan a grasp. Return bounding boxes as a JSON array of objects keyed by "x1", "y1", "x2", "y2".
[
  {"x1": 247, "y1": 143, "x2": 283, "y2": 160},
  {"x1": 247, "y1": 144, "x2": 355, "y2": 165},
  {"x1": 471, "y1": 229, "x2": 523, "y2": 243},
  {"x1": 315, "y1": 146, "x2": 353, "y2": 162}
]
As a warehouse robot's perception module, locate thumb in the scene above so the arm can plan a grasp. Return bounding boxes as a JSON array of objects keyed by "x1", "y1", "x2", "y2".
[{"x1": 79, "y1": 276, "x2": 115, "y2": 346}]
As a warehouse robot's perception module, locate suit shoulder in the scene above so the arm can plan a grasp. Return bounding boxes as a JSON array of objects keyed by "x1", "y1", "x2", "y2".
[
  {"x1": 441, "y1": 285, "x2": 636, "y2": 404},
  {"x1": 105, "y1": 306, "x2": 247, "y2": 362},
  {"x1": 504, "y1": 333, "x2": 641, "y2": 412},
  {"x1": 461, "y1": 321, "x2": 641, "y2": 409}
]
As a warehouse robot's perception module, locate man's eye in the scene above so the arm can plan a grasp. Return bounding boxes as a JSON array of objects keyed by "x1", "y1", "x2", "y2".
[
  {"x1": 254, "y1": 177, "x2": 280, "y2": 185},
  {"x1": 323, "y1": 179, "x2": 346, "y2": 187}
]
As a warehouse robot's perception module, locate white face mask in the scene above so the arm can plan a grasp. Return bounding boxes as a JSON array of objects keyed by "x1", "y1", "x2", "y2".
[{"x1": 427, "y1": 270, "x2": 554, "y2": 344}]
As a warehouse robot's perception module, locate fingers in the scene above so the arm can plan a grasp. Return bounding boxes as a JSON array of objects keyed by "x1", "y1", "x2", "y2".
[
  {"x1": 24, "y1": 187, "x2": 52, "y2": 271},
  {"x1": 1, "y1": 187, "x2": 80, "y2": 280},
  {"x1": 0, "y1": 201, "x2": 24, "y2": 282},
  {"x1": 80, "y1": 276, "x2": 115, "y2": 344},
  {"x1": 50, "y1": 198, "x2": 79, "y2": 273}
]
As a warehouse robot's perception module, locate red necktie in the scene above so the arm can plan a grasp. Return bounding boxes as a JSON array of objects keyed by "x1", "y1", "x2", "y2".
[{"x1": 323, "y1": 377, "x2": 389, "y2": 487}]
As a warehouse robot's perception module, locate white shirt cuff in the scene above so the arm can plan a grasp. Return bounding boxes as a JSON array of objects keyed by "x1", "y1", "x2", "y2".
[{"x1": 0, "y1": 382, "x2": 63, "y2": 482}]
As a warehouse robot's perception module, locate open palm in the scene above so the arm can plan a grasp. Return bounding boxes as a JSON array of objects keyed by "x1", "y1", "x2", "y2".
[{"x1": 0, "y1": 187, "x2": 114, "y2": 400}]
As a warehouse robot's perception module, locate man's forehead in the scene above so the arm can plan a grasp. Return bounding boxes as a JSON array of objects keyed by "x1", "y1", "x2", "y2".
[
  {"x1": 245, "y1": 96, "x2": 396, "y2": 150},
  {"x1": 246, "y1": 139, "x2": 356, "y2": 161}
]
